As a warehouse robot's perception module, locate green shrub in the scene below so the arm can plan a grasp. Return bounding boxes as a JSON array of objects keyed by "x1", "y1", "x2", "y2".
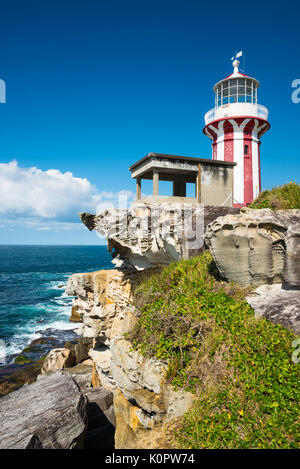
[
  {"x1": 128, "y1": 252, "x2": 300, "y2": 449},
  {"x1": 250, "y1": 182, "x2": 300, "y2": 209}
]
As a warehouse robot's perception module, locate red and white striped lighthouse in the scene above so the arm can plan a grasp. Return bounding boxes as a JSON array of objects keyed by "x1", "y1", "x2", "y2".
[{"x1": 203, "y1": 55, "x2": 270, "y2": 206}]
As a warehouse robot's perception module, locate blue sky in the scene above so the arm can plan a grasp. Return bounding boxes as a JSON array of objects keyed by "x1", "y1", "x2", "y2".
[{"x1": 0, "y1": 0, "x2": 299, "y2": 244}]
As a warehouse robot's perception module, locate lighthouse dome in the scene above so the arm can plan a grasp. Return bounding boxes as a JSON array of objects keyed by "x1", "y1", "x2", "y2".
[
  {"x1": 204, "y1": 60, "x2": 269, "y2": 126},
  {"x1": 213, "y1": 60, "x2": 259, "y2": 108}
]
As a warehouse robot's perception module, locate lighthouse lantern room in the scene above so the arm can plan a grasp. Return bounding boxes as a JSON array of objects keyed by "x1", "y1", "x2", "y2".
[{"x1": 203, "y1": 54, "x2": 270, "y2": 206}]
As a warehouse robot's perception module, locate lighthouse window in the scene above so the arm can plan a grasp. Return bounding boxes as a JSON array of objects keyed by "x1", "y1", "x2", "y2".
[
  {"x1": 215, "y1": 78, "x2": 258, "y2": 107},
  {"x1": 230, "y1": 84, "x2": 237, "y2": 95},
  {"x1": 253, "y1": 85, "x2": 257, "y2": 103},
  {"x1": 244, "y1": 145, "x2": 249, "y2": 155}
]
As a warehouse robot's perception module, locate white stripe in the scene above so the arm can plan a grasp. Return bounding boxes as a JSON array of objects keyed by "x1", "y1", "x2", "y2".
[
  {"x1": 216, "y1": 121, "x2": 225, "y2": 161},
  {"x1": 252, "y1": 129, "x2": 260, "y2": 199},
  {"x1": 229, "y1": 119, "x2": 249, "y2": 205}
]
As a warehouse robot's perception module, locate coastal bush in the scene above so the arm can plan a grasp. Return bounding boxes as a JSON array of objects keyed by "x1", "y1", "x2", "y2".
[
  {"x1": 249, "y1": 182, "x2": 300, "y2": 209},
  {"x1": 128, "y1": 252, "x2": 300, "y2": 449}
]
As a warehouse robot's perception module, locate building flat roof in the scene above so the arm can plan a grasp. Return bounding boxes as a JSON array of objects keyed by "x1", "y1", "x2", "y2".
[{"x1": 129, "y1": 153, "x2": 236, "y2": 171}]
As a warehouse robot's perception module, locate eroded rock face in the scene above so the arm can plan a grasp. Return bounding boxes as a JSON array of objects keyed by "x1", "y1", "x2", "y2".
[
  {"x1": 79, "y1": 204, "x2": 240, "y2": 271},
  {"x1": 205, "y1": 209, "x2": 300, "y2": 287},
  {"x1": 110, "y1": 338, "x2": 195, "y2": 449},
  {"x1": 89, "y1": 347, "x2": 116, "y2": 391},
  {"x1": 283, "y1": 229, "x2": 300, "y2": 287},
  {"x1": 246, "y1": 284, "x2": 300, "y2": 335},
  {"x1": 65, "y1": 268, "x2": 146, "y2": 390},
  {"x1": 0, "y1": 372, "x2": 87, "y2": 449},
  {"x1": 66, "y1": 268, "x2": 140, "y2": 341}
]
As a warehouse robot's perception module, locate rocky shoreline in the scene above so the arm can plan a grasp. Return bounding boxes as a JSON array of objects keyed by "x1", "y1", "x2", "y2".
[{"x1": 0, "y1": 327, "x2": 80, "y2": 395}]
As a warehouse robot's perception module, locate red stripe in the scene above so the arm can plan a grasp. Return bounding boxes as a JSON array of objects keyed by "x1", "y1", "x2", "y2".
[
  {"x1": 206, "y1": 125, "x2": 218, "y2": 160},
  {"x1": 258, "y1": 142, "x2": 262, "y2": 192},
  {"x1": 223, "y1": 120, "x2": 234, "y2": 162}
]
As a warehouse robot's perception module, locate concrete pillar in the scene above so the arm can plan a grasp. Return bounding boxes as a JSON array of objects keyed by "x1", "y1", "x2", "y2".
[
  {"x1": 136, "y1": 178, "x2": 141, "y2": 200},
  {"x1": 153, "y1": 169, "x2": 159, "y2": 196},
  {"x1": 196, "y1": 164, "x2": 201, "y2": 203}
]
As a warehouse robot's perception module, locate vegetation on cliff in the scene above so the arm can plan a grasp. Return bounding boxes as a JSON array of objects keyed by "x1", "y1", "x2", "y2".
[
  {"x1": 249, "y1": 182, "x2": 300, "y2": 209},
  {"x1": 129, "y1": 252, "x2": 299, "y2": 449}
]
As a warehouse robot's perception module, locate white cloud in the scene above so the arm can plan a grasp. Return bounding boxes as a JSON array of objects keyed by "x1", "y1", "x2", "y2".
[{"x1": 0, "y1": 160, "x2": 135, "y2": 230}]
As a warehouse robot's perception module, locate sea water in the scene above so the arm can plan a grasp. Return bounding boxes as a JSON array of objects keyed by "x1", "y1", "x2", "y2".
[{"x1": 0, "y1": 245, "x2": 112, "y2": 362}]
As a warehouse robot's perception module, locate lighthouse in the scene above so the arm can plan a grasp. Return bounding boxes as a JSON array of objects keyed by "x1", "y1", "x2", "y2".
[{"x1": 203, "y1": 54, "x2": 270, "y2": 206}]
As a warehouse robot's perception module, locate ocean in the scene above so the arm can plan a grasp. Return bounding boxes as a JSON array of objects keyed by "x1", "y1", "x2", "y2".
[{"x1": 0, "y1": 245, "x2": 113, "y2": 364}]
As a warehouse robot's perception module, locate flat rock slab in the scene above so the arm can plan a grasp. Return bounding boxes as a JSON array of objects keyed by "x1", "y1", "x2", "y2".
[
  {"x1": 247, "y1": 284, "x2": 300, "y2": 335},
  {"x1": 0, "y1": 371, "x2": 87, "y2": 449}
]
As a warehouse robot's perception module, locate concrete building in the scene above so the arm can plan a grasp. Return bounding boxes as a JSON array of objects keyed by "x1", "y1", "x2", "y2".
[
  {"x1": 129, "y1": 54, "x2": 269, "y2": 207},
  {"x1": 129, "y1": 153, "x2": 235, "y2": 207}
]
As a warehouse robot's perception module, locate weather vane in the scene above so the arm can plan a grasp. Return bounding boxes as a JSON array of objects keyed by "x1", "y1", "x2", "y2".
[
  {"x1": 231, "y1": 51, "x2": 244, "y2": 72},
  {"x1": 231, "y1": 50, "x2": 243, "y2": 61}
]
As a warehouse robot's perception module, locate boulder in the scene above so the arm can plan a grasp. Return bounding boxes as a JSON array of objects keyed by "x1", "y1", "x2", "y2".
[
  {"x1": 205, "y1": 209, "x2": 300, "y2": 287},
  {"x1": 41, "y1": 348, "x2": 75, "y2": 374},
  {"x1": 0, "y1": 372, "x2": 87, "y2": 449},
  {"x1": 84, "y1": 386, "x2": 115, "y2": 449},
  {"x1": 246, "y1": 284, "x2": 300, "y2": 335},
  {"x1": 63, "y1": 362, "x2": 115, "y2": 449},
  {"x1": 64, "y1": 337, "x2": 94, "y2": 364},
  {"x1": 65, "y1": 361, "x2": 93, "y2": 392}
]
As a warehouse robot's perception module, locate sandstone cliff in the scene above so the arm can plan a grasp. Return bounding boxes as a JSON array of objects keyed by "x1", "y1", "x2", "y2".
[{"x1": 2, "y1": 204, "x2": 299, "y2": 449}]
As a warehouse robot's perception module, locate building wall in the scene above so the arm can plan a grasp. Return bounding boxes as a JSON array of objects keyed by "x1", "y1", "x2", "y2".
[{"x1": 201, "y1": 164, "x2": 233, "y2": 207}]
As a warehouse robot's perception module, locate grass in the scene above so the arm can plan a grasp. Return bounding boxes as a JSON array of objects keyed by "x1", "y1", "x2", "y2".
[
  {"x1": 250, "y1": 182, "x2": 300, "y2": 210},
  {"x1": 128, "y1": 252, "x2": 300, "y2": 449}
]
